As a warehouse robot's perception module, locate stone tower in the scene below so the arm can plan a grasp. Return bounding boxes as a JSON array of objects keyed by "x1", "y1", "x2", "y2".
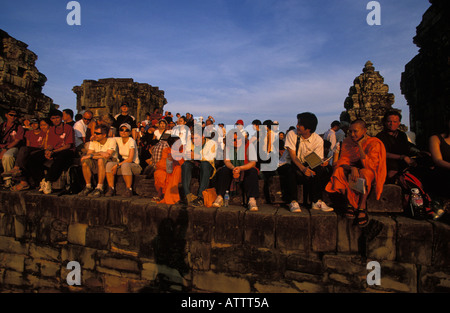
[
  {"x1": 72, "y1": 78, "x2": 167, "y2": 122},
  {"x1": 0, "y1": 29, "x2": 54, "y2": 119},
  {"x1": 401, "y1": 0, "x2": 450, "y2": 150},
  {"x1": 341, "y1": 61, "x2": 400, "y2": 136}
]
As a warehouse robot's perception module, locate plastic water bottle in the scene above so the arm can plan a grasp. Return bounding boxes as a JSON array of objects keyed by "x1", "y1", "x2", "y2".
[
  {"x1": 410, "y1": 188, "x2": 424, "y2": 218},
  {"x1": 224, "y1": 191, "x2": 229, "y2": 207},
  {"x1": 166, "y1": 153, "x2": 173, "y2": 174}
]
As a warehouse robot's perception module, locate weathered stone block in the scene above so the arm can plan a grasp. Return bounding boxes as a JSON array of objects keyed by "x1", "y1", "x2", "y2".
[
  {"x1": 365, "y1": 215, "x2": 397, "y2": 261},
  {"x1": 396, "y1": 216, "x2": 433, "y2": 265},
  {"x1": 85, "y1": 226, "x2": 110, "y2": 250},
  {"x1": 189, "y1": 241, "x2": 211, "y2": 271},
  {"x1": 214, "y1": 206, "x2": 245, "y2": 245},
  {"x1": 193, "y1": 270, "x2": 250, "y2": 293},
  {"x1": 29, "y1": 243, "x2": 60, "y2": 262},
  {"x1": 190, "y1": 206, "x2": 216, "y2": 243},
  {"x1": 244, "y1": 205, "x2": 276, "y2": 248},
  {"x1": 0, "y1": 252, "x2": 25, "y2": 272},
  {"x1": 430, "y1": 220, "x2": 450, "y2": 268},
  {"x1": 275, "y1": 208, "x2": 310, "y2": 252},
  {"x1": 367, "y1": 184, "x2": 403, "y2": 213},
  {"x1": 67, "y1": 223, "x2": 88, "y2": 246},
  {"x1": 0, "y1": 213, "x2": 14, "y2": 237},
  {"x1": 100, "y1": 255, "x2": 140, "y2": 273},
  {"x1": 310, "y1": 210, "x2": 337, "y2": 252},
  {"x1": 285, "y1": 252, "x2": 324, "y2": 275},
  {"x1": 419, "y1": 266, "x2": 450, "y2": 293},
  {"x1": 370, "y1": 260, "x2": 417, "y2": 293},
  {"x1": 337, "y1": 215, "x2": 362, "y2": 253},
  {"x1": 0, "y1": 236, "x2": 29, "y2": 255}
]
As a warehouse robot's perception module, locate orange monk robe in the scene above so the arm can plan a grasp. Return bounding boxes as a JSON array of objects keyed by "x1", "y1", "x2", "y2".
[
  {"x1": 154, "y1": 146, "x2": 184, "y2": 205},
  {"x1": 325, "y1": 136, "x2": 387, "y2": 209}
]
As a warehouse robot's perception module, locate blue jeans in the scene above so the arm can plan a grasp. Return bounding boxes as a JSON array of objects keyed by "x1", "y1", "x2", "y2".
[{"x1": 181, "y1": 161, "x2": 213, "y2": 198}]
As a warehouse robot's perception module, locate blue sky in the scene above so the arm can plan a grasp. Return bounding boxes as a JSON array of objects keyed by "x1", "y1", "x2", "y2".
[{"x1": 1, "y1": 0, "x2": 430, "y2": 134}]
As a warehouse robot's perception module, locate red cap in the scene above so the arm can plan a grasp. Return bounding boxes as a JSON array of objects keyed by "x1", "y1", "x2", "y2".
[{"x1": 235, "y1": 119, "x2": 244, "y2": 126}]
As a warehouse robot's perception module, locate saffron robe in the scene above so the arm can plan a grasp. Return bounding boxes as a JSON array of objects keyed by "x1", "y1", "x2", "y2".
[
  {"x1": 154, "y1": 146, "x2": 183, "y2": 205},
  {"x1": 325, "y1": 136, "x2": 387, "y2": 208}
]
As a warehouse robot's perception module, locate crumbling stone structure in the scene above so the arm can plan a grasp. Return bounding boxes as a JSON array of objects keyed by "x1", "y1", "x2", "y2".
[
  {"x1": 0, "y1": 29, "x2": 54, "y2": 119},
  {"x1": 401, "y1": 0, "x2": 450, "y2": 150},
  {"x1": 72, "y1": 78, "x2": 167, "y2": 122},
  {"x1": 341, "y1": 61, "x2": 403, "y2": 136}
]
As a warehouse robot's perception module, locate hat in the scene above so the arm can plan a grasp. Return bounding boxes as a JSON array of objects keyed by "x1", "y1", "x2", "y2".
[
  {"x1": 119, "y1": 123, "x2": 131, "y2": 131},
  {"x1": 30, "y1": 118, "x2": 39, "y2": 124},
  {"x1": 263, "y1": 120, "x2": 273, "y2": 126},
  {"x1": 235, "y1": 119, "x2": 244, "y2": 126},
  {"x1": 121, "y1": 102, "x2": 129, "y2": 107},
  {"x1": 273, "y1": 121, "x2": 279, "y2": 125}
]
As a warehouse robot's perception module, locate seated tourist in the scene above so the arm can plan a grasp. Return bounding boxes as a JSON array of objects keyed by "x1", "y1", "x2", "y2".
[
  {"x1": 181, "y1": 126, "x2": 217, "y2": 206},
  {"x1": 212, "y1": 128, "x2": 259, "y2": 211},
  {"x1": 78, "y1": 124, "x2": 117, "y2": 197},
  {"x1": 325, "y1": 119, "x2": 387, "y2": 227},
  {"x1": 153, "y1": 135, "x2": 183, "y2": 204},
  {"x1": 26, "y1": 110, "x2": 75, "y2": 194},
  {"x1": 105, "y1": 123, "x2": 142, "y2": 197},
  {"x1": 73, "y1": 110, "x2": 93, "y2": 156},
  {"x1": 6, "y1": 118, "x2": 49, "y2": 191},
  {"x1": 0, "y1": 108, "x2": 25, "y2": 188},
  {"x1": 278, "y1": 112, "x2": 333, "y2": 213},
  {"x1": 376, "y1": 110, "x2": 419, "y2": 183},
  {"x1": 259, "y1": 120, "x2": 279, "y2": 204},
  {"x1": 427, "y1": 118, "x2": 450, "y2": 198}
]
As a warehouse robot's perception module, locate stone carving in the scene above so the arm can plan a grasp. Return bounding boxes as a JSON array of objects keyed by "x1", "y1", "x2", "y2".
[
  {"x1": 401, "y1": 0, "x2": 450, "y2": 149},
  {"x1": 72, "y1": 78, "x2": 167, "y2": 122},
  {"x1": 0, "y1": 29, "x2": 54, "y2": 119},
  {"x1": 341, "y1": 61, "x2": 401, "y2": 136}
]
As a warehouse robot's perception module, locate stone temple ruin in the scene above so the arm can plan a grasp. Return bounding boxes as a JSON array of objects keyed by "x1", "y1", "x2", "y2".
[
  {"x1": 0, "y1": 29, "x2": 54, "y2": 119},
  {"x1": 340, "y1": 61, "x2": 403, "y2": 137},
  {"x1": 72, "y1": 78, "x2": 167, "y2": 123}
]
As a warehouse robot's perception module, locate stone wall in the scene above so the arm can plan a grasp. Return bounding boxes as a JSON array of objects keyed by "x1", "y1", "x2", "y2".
[
  {"x1": 72, "y1": 78, "x2": 167, "y2": 122},
  {"x1": 401, "y1": 0, "x2": 450, "y2": 150},
  {"x1": 0, "y1": 189, "x2": 449, "y2": 293},
  {"x1": 0, "y1": 29, "x2": 54, "y2": 119}
]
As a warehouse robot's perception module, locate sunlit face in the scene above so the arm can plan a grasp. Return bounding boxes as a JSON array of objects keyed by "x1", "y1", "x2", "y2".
[
  {"x1": 31, "y1": 122, "x2": 39, "y2": 131},
  {"x1": 119, "y1": 126, "x2": 131, "y2": 138},
  {"x1": 193, "y1": 133, "x2": 202, "y2": 146},
  {"x1": 50, "y1": 115, "x2": 62, "y2": 126},
  {"x1": 385, "y1": 115, "x2": 401, "y2": 132},
  {"x1": 349, "y1": 123, "x2": 366, "y2": 142},
  {"x1": 233, "y1": 133, "x2": 243, "y2": 148},
  {"x1": 40, "y1": 121, "x2": 50, "y2": 132}
]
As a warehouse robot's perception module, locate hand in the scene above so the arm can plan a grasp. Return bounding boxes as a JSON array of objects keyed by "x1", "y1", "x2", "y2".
[
  {"x1": 349, "y1": 166, "x2": 360, "y2": 182},
  {"x1": 303, "y1": 167, "x2": 316, "y2": 177},
  {"x1": 233, "y1": 166, "x2": 241, "y2": 178}
]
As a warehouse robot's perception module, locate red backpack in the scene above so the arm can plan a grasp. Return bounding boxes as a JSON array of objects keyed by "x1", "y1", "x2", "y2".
[{"x1": 397, "y1": 172, "x2": 434, "y2": 219}]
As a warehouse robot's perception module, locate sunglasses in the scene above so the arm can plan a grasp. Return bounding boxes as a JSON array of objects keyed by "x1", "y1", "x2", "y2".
[
  {"x1": 83, "y1": 118, "x2": 92, "y2": 121},
  {"x1": 8, "y1": 113, "x2": 17, "y2": 117},
  {"x1": 120, "y1": 128, "x2": 130, "y2": 132},
  {"x1": 94, "y1": 132, "x2": 103, "y2": 135}
]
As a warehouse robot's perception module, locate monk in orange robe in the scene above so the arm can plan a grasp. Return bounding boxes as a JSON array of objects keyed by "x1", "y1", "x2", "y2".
[
  {"x1": 325, "y1": 119, "x2": 386, "y2": 227},
  {"x1": 154, "y1": 136, "x2": 184, "y2": 205}
]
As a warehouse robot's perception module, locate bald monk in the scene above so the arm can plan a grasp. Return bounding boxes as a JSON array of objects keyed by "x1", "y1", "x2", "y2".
[{"x1": 325, "y1": 119, "x2": 386, "y2": 227}]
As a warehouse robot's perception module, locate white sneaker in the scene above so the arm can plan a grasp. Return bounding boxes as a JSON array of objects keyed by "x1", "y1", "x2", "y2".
[
  {"x1": 42, "y1": 180, "x2": 52, "y2": 195},
  {"x1": 312, "y1": 200, "x2": 334, "y2": 212},
  {"x1": 38, "y1": 179, "x2": 46, "y2": 192},
  {"x1": 248, "y1": 197, "x2": 258, "y2": 212},
  {"x1": 212, "y1": 195, "x2": 223, "y2": 208},
  {"x1": 289, "y1": 201, "x2": 301, "y2": 213}
]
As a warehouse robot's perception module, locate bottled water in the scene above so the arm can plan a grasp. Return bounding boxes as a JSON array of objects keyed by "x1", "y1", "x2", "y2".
[
  {"x1": 410, "y1": 188, "x2": 424, "y2": 218},
  {"x1": 224, "y1": 190, "x2": 229, "y2": 207}
]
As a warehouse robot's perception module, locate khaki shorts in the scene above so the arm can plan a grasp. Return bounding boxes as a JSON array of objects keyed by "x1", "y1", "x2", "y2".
[{"x1": 81, "y1": 158, "x2": 109, "y2": 174}]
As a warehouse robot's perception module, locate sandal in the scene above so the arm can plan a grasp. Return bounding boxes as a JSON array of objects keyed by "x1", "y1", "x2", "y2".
[
  {"x1": 345, "y1": 206, "x2": 356, "y2": 219},
  {"x1": 356, "y1": 209, "x2": 369, "y2": 227},
  {"x1": 11, "y1": 182, "x2": 30, "y2": 192}
]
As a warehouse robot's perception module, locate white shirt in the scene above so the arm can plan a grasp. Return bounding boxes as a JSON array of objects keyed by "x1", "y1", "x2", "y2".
[
  {"x1": 88, "y1": 138, "x2": 118, "y2": 159},
  {"x1": 115, "y1": 137, "x2": 140, "y2": 164},
  {"x1": 73, "y1": 119, "x2": 88, "y2": 147},
  {"x1": 323, "y1": 128, "x2": 337, "y2": 152},
  {"x1": 282, "y1": 130, "x2": 324, "y2": 164}
]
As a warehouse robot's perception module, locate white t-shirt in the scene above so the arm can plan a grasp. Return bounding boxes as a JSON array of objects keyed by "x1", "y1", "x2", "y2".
[
  {"x1": 73, "y1": 119, "x2": 88, "y2": 147},
  {"x1": 115, "y1": 137, "x2": 140, "y2": 164},
  {"x1": 88, "y1": 137, "x2": 118, "y2": 159},
  {"x1": 282, "y1": 130, "x2": 324, "y2": 164}
]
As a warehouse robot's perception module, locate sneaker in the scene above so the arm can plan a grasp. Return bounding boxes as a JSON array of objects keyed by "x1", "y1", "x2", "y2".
[
  {"x1": 89, "y1": 188, "x2": 104, "y2": 197},
  {"x1": 289, "y1": 201, "x2": 301, "y2": 213},
  {"x1": 191, "y1": 197, "x2": 204, "y2": 207},
  {"x1": 78, "y1": 186, "x2": 94, "y2": 196},
  {"x1": 42, "y1": 180, "x2": 52, "y2": 194},
  {"x1": 212, "y1": 195, "x2": 223, "y2": 208},
  {"x1": 123, "y1": 188, "x2": 133, "y2": 198},
  {"x1": 312, "y1": 200, "x2": 334, "y2": 212},
  {"x1": 248, "y1": 197, "x2": 258, "y2": 212},
  {"x1": 38, "y1": 179, "x2": 46, "y2": 192},
  {"x1": 3, "y1": 179, "x2": 12, "y2": 189},
  {"x1": 104, "y1": 188, "x2": 115, "y2": 197}
]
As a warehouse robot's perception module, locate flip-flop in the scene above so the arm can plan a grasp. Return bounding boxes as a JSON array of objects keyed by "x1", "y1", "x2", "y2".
[{"x1": 11, "y1": 182, "x2": 30, "y2": 192}]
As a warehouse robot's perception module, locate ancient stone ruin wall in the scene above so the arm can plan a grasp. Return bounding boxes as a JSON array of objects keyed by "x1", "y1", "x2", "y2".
[
  {"x1": 401, "y1": 0, "x2": 450, "y2": 150},
  {"x1": 341, "y1": 61, "x2": 403, "y2": 136},
  {"x1": 72, "y1": 78, "x2": 167, "y2": 122},
  {"x1": 0, "y1": 189, "x2": 449, "y2": 293},
  {"x1": 0, "y1": 29, "x2": 54, "y2": 119}
]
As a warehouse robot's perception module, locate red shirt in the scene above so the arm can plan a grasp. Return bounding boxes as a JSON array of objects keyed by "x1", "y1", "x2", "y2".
[
  {"x1": 25, "y1": 130, "x2": 45, "y2": 148},
  {"x1": 47, "y1": 123, "x2": 75, "y2": 150},
  {"x1": 0, "y1": 122, "x2": 25, "y2": 148}
]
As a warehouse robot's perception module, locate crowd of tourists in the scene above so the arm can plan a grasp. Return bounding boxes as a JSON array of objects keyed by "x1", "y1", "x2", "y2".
[{"x1": 1, "y1": 103, "x2": 449, "y2": 227}]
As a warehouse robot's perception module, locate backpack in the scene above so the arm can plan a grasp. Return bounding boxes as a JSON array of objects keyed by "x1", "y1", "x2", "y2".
[{"x1": 397, "y1": 172, "x2": 433, "y2": 219}]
